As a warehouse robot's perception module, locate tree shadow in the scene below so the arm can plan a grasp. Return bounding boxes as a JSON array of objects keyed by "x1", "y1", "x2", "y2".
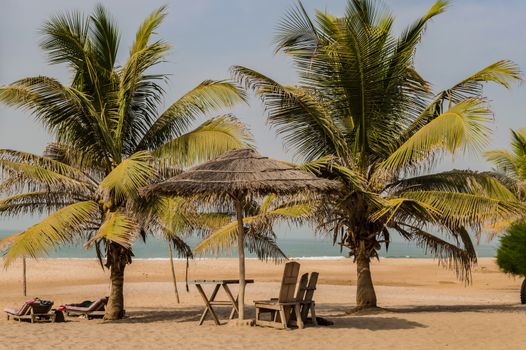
[
  {"x1": 108, "y1": 306, "x2": 258, "y2": 324},
  {"x1": 389, "y1": 304, "x2": 524, "y2": 314},
  {"x1": 314, "y1": 303, "x2": 524, "y2": 316},
  {"x1": 329, "y1": 316, "x2": 427, "y2": 331}
]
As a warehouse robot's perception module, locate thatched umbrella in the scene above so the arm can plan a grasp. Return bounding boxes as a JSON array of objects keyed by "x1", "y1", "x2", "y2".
[{"x1": 143, "y1": 148, "x2": 341, "y2": 322}]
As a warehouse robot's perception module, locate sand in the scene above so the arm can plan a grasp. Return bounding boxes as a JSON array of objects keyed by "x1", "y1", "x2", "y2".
[{"x1": 0, "y1": 257, "x2": 524, "y2": 350}]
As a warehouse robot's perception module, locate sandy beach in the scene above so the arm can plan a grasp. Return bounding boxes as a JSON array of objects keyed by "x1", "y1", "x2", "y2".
[{"x1": 0, "y1": 257, "x2": 524, "y2": 350}]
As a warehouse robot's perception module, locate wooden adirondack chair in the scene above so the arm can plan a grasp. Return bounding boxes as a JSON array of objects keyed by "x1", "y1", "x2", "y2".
[
  {"x1": 289, "y1": 272, "x2": 318, "y2": 326},
  {"x1": 301, "y1": 272, "x2": 318, "y2": 325},
  {"x1": 254, "y1": 261, "x2": 304, "y2": 329}
]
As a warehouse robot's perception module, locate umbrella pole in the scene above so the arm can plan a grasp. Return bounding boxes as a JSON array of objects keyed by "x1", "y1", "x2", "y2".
[{"x1": 234, "y1": 198, "x2": 246, "y2": 320}]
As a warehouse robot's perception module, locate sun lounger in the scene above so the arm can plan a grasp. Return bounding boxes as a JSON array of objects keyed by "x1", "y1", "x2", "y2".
[
  {"x1": 4, "y1": 298, "x2": 55, "y2": 323},
  {"x1": 64, "y1": 297, "x2": 108, "y2": 319},
  {"x1": 254, "y1": 261, "x2": 304, "y2": 329}
]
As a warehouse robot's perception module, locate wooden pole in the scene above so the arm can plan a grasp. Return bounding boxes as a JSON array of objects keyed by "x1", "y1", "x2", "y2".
[
  {"x1": 234, "y1": 198, "x2": 246, "y2": 320},
  {"x1": 22, "y1": 257, "x2": 27, "y2": 297},
  {"x1": 168, "y1": 244, "x2": 180, "y2": 304}
]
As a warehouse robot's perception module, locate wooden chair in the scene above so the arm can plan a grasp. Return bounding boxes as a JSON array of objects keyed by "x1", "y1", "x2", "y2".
[
  {"x1": 289, "y1": 272, "x2": 318, "y2": 326},
  {"x1": 301, "y1": 272, "x2": 318, "y2": 325},
  {"x1": 254, "y1": 261, "x2": 304, "y2": 329}
]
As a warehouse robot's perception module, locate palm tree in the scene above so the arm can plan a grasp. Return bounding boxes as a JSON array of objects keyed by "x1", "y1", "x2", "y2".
[
  {"x1": 0, "y1": 5, "x2": 251, "y2": 319},
  {"x1": 232, "y1": 0, "x2": 523, "y2": 309}
]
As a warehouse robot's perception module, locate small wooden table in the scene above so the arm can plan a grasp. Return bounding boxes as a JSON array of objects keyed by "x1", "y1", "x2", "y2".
[{"x1": 190, "y1": 279, "x2": 254, "y2": 325}]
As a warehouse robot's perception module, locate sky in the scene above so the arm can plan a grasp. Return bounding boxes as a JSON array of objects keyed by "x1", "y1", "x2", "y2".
[{"x1": 0, "y1": 0, "x2": 525, "y2": 230}]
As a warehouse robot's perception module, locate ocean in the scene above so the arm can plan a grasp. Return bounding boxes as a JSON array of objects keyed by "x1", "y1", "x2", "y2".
[{"x1": 0, "y1": 226, "x2": 499, "y2": 260}]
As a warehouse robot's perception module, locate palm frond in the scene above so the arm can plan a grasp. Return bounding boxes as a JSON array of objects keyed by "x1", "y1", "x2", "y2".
[
  {"x1": 40, "y1": 9, "x2": 91, "y2": 69},
  {"x1": 154, "y1": 114, "x2": 253, "y2": 168},
  {"x1": 232, "y1": 66, "x2": 349, "y2": 162},
  {"x1": 90, "y1": 4, "x2": 120, "y2": 72},
  {"x1": 85, "y1": 211, "x2": 139, "y2": 249},
  {"x1": 400, "y1": 190, "x2": 523, "y2": 230},
  {"x1": 0, "y1": 191, "x2": 81, "y2": 217},
  {"x1": 388, "y1": 170, "x2": 517, "y2": 201},
  {"x1": 245, "y1": 232, "x2": 287, "y2": 262},
  {"x1": 370, "y1": 197, "x2": 441, "y2": 225},
  {"x1": 194, "y1": 220, "x2": 241, "y2": 255},
  {"x1": 98, "y1": 151, "x2": 155, "y2": 203},
  {"x1": 138, "y1": 81, "x2": 245, "y2": 150},
  {"x1": 382, "y1": 98, "x2": 492, "y2": 174},
  {"x1": 397, "y1": 60, "x2": 522, "y2": 153},
  {"x1": 393, "y1": 222, "x2": 475, "y2": 281},
  {"x1": 1, "y1": 201, "x2": 100, "y2": 266},
  {"x1": 0, "y1": 150, "x2": 96, "y2": 194}
]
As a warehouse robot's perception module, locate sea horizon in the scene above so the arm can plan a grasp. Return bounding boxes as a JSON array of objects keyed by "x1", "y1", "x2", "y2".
[{"x1": 0, "y1": 228, "x2": 499, "y2": 260}]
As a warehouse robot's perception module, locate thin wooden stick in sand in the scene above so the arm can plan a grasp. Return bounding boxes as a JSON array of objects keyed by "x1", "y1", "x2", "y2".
[
  {"x1": 168, "y1": 245, "x2": 180, "y2": 304},
  {"x1": 22, "y1": 257, "x2": 27, "y2": 297}
]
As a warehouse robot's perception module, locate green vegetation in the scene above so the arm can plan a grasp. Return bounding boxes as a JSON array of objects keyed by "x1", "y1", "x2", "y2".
[
  {"x1": 0, "y1": 6, "x2": 251, "y2": 319},
  {"x1": 232, "y1": 0, "x2": 523, "y2": 309},
  {"x1": 496, "y1": 221, "x2": 526, "y2": 303}
]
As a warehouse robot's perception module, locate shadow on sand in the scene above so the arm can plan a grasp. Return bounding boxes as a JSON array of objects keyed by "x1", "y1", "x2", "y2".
[
  {"x1": 109, "y1": 306, "x2": 258, "y2": 325},
  {"x1": 388, "y1": 303, "x2": 524, "y2": 314},
  {"x1": 329, "y1": 316, "x2": 426, "y2": 330},
  {"x1": 102, "y1": 303, "x2": 524, "y2": 329}
]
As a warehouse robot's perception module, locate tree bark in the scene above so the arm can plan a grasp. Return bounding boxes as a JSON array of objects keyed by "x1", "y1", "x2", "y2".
[
  {"x1": 234, "y1": 198, "x2": 246, "y2": 320},
  {"x1": 355, "y1": 251, "x2": 377, "y2": 308},
  {"x1": 104, "y1": 245, "x2": 127, "y2": 320}
]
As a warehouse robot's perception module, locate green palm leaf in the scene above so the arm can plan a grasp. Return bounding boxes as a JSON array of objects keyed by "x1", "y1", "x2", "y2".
[
  {"x1": 154, "y1": 114, "x2": 253, "y2": 167},
  {"x1": 381, "y1": 99, "x2": 493, "y2": 173},
  {"x1": 99, "y1": 151, "x2": 155, "y2": 203},
  {"x1": 86, "y1": 211, "x2": 139, "y2": 249},
  {"x1": 1, "y1": 201, "x2": 100, "y2": 266},
  {"x1": 138, "y1": 80, "x2": 245, "y2": 150}
]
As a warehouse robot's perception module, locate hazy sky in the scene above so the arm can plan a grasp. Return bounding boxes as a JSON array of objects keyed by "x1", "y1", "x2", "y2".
[{"x1": 1, "y1": 0, "x2": 525, "y2": 229}]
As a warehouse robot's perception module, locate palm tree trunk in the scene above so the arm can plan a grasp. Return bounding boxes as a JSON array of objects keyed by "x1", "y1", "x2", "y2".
[
  {"x1": 104, "y1": 245, "x2": 127, "y2": 320},
  {"x1": 355, "y1": 247, "x2": 377, "y2": 309},
  {"x1": 234, "y1": 198, "x2": 246, "y2": 320}
]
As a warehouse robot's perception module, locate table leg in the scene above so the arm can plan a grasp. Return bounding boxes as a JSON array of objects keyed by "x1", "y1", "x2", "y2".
[
  {"x1": 222, "y1": 284, "x2": 239, "y2": 319},
  {"x1": 196, "y1": 284, "x2": 221, "y2": 325}
]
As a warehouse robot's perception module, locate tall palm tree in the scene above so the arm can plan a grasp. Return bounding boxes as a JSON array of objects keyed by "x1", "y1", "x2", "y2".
[
  {"x1": 232, "y1": 0, "x2": 523, "y2": 309},
  {"x1": 0, "y1": 5, "x2": 251, "y2": 319}
]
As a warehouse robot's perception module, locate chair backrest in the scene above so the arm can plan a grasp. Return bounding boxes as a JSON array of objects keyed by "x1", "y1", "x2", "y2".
[
  {"x1": 31, "y1": 301, "x2": 53, "y2": 314},
  {"x1": 303, "y1": 272, "x2": 319, "y2": 303},
  {"x1": 278, "y1": 261, "x2": 300, "y2": 303},
  {"x1": 17, "y1": 302, "x2": 32, "y2": 316},
  {"x1": 294, "y1": 273, "x2": 309, "y2": 302}
]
